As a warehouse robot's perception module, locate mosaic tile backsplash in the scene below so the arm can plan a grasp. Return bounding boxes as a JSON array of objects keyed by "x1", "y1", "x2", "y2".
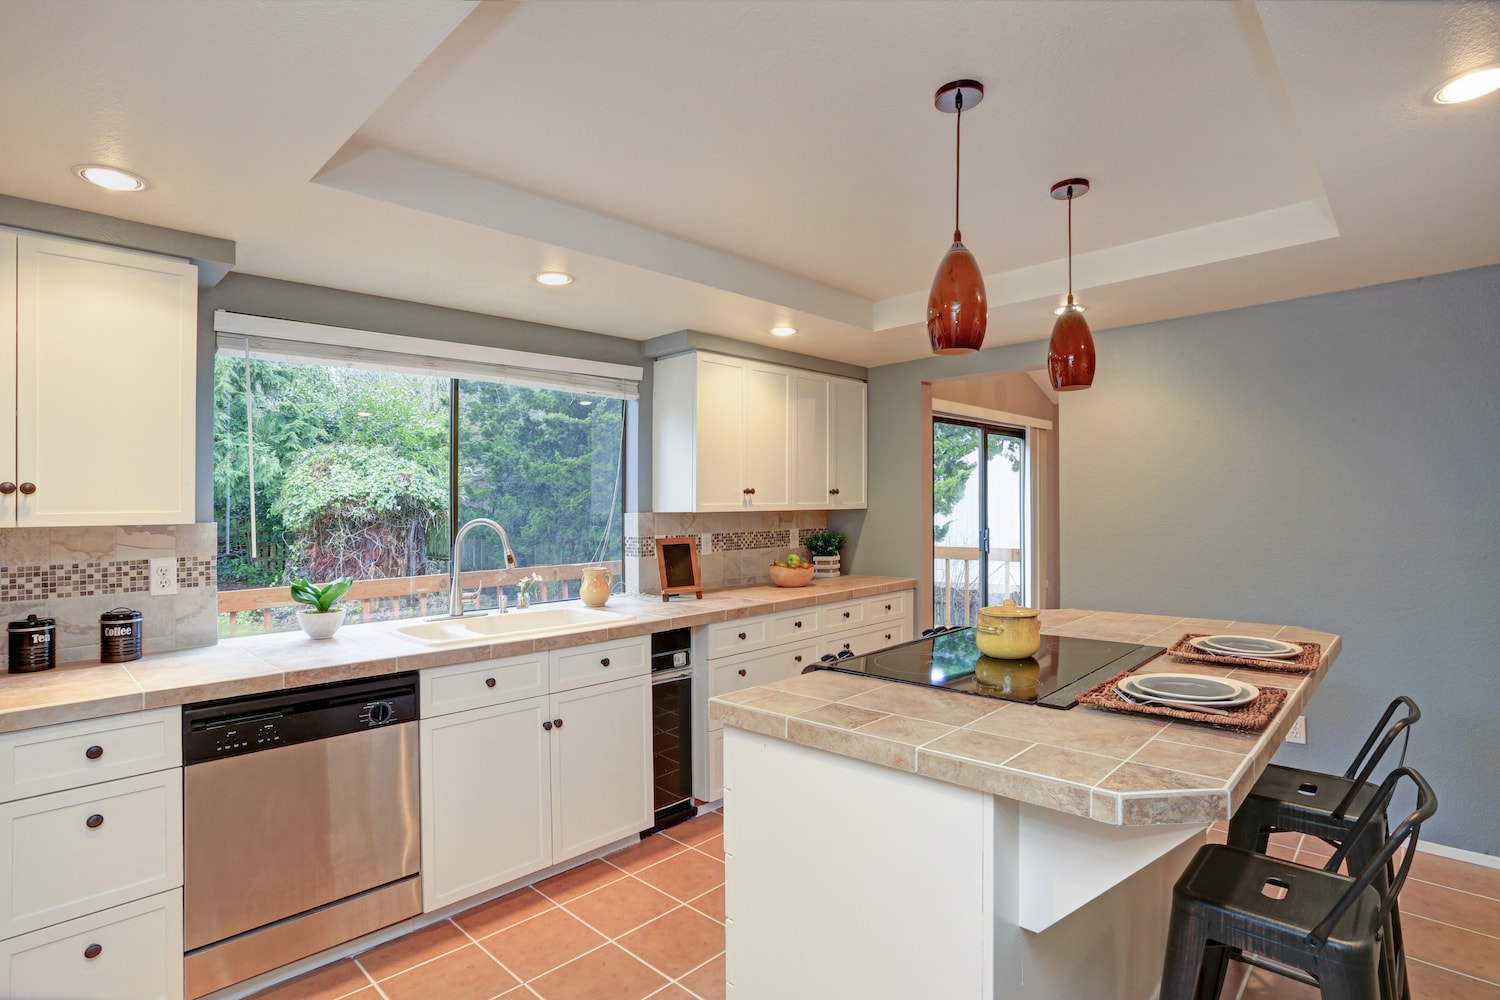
[
  {"x1": 0, "y1": 524, "x2": 218, "y2": 668},
  {"x1": 623, "y1": 511, "x2": 829, "y2": 595}
]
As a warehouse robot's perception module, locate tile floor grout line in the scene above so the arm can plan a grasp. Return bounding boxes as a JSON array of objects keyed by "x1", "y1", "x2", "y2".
[
  {"x1": 1404, "y1": 872, "x2": 1500, "y2": 904},
  {"x1": 357, "y1": 918, "x2": 478, "y2": 984},
  {"x1": 449, "y1": 912, "x2": 537, "y2": 989},
  {"x1": 1401, "y1": 909, "x2": 1500, "y2": 944},
  {"x1": 1407, "y1": 955, "x2": 1500, "y2": 988}
]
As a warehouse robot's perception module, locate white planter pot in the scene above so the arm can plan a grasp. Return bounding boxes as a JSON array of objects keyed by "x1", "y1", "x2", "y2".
[
  {"x1": 296, "y1": 608, "x2": 347, "y2": 640},
  {"x1": 812, "y1": 555, "x2": 841, "y2": 578}
]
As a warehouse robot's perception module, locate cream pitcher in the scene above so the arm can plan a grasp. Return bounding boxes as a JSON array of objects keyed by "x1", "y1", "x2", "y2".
[{"x1": 580, "y1": 565, "x2": 612, "y2": 607}]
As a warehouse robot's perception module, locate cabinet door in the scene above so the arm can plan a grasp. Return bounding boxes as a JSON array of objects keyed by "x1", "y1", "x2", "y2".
[
  {"x1": 695, "y1": 354, "x2": 748, "y2": 511},
  {"x1": 549, "y1": 675, "x2": 652, "y2": 861},
  {"x1": 743, "y1": 363, "x2": 791, "y2": 507},
  {"x1": 420, "y1": 697, "x2": 552, "y2": 911},
  {"x1": 790, "y1": 372, "x2": 832, "y2": 508},
  {"x1": 0, "y1": 889, "x2": 183, "y2": 1000},
  {"x1": 14, "y1": 235, "x2": 197, "y2": 527},
  {"x1": 0, "y1": 235, "x2": 15, "y2": 526},
  {"x1": 829, "y1": 377, "x2": 868, "y2": 508}
]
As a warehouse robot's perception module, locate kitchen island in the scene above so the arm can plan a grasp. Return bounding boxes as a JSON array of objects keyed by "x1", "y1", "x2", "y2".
[{"x1": 709, "y1": 609, "x2": 1339, "y2": 1000}]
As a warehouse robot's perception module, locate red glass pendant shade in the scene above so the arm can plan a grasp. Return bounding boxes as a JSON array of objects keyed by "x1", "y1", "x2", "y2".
[
  {"x1": 928, "y1": 238, "x2": 988, "y2": 355},
  {"x1": 1047, "y1": 303, "x2": 1095, "y2": 390}
]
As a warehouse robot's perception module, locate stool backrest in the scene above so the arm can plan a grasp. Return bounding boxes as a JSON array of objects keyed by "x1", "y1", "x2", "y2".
[
  {"x1": 1334, "y1": 695, "x2": 1420, "y2": 820},
  {"x1": 1310, "y1": 765, "x2": 1436, "y2": 946}
]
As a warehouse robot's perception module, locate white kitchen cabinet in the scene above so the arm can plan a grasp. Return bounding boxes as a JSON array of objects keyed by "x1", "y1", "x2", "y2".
[
  {"x1": 419, "y1": 638, "x2": 653, "y2": 912},
  {"x1": 652, "y1": 351, "x2": 794, "y2": 511},
  {"x1": 790, "y1": 372, "x2": 867, "y2": 509},
  {"x1": 1, "y1": 230, "x2": 197, "y2": 527},
  {"x1": 0, "y1": 888, "x2": 184, "y2": 1000}
]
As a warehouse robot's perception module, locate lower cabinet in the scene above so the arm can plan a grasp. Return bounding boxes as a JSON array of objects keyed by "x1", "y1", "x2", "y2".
[
  {"x1": 0, "y1": 889, "x2": 183, "y2": 1000},
  {"x1": 419, "y1": 643, "x2": 652, "y2": 912}
]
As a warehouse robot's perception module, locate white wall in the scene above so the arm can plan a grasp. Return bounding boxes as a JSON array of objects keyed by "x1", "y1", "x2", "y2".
[{"x1": 1059, "y1": 264, "x2": 1500, "y2": 855}]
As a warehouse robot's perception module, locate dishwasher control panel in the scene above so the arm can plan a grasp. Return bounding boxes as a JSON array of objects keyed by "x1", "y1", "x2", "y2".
[{"x1": 183, "y1": 674, "x2": 419, "y2": 764}]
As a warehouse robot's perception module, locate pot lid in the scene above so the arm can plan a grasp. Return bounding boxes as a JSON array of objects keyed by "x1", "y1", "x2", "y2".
[{"x1": 977, "y1": 599, "x2": 1039, "y2": 619}]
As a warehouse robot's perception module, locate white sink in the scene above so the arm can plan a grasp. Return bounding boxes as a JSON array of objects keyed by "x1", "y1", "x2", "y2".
[{"x1": 394, "y1": 606, "x2": 634, "y2": 647}]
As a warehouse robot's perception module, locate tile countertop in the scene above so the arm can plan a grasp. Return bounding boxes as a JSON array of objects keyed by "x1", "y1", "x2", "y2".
[
  {"x1": 0, "y1": 575, "x2": 915, "y2": 734},
  {"x1": 709, "y1": 609, "x2": 1341, "y2": 828}
]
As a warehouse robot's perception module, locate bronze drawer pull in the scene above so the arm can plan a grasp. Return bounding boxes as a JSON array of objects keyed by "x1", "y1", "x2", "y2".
[
  {"x1": 485, "y1": 677, "x2": 496, "y2": 688},
  {"x1": 86, "y1": 814, "x2": 104, "y2": 829},
  {"x1": 600, "y1": 657, "x2": 610, "y2": 667},
  {"x1": 738, "y1": 632, "x2": 747, "y2": 640},
  {"x1": 84, "y1": 944, "x2": 102, "y2": 960},
  {"x1": 85, "y1": 745, "x2": 104, "y2": 760},
  {"x1": 738, "y1": 668, "x2": 747, "y2": 677}
]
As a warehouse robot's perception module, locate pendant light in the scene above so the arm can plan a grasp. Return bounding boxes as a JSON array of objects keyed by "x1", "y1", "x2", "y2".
[
  {"x1": 1047, "y1": 178, "x2": 1095, "y2": 390},
  {"x1": 927, "y1": 80, "x2": 987, "y2": 355}
]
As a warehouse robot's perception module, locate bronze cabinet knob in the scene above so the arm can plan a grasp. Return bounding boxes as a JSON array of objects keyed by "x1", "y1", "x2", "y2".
[
  {"x1": 18, "y1": 482, "x2": 35, "y2": 495},
  {"x1": 485, "y1": 677, "x2": 496, "y2": 688},
  {"x1": 600, "y1": 657, "x2": 610, "y2": 667},
  {"x1": 85, "y1": 745, "x2": 104, "y2": 760},
  {"x1": 542, "y1": 720, "x2": 553, "y2": 731},
  {"x1": 0, "y1": 482, "x2": 14, "y2": 495},
  {"x1": 86, "y1": 814, "x2": 104, "y2": 829},
  {"x1": 738, "y1": 668, "x2": 747, "y2": 677},
  {"x1": 84, "y1": 944, "x2": 102, "y2": 960},
  {"x1": 553, "y1": 718, "x2": 563, "y2": 729}
]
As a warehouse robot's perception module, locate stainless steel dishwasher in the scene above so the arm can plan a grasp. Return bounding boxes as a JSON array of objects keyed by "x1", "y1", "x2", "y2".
[{"x1": 181, "y1": 674, "x2": 421, "y2": 998}]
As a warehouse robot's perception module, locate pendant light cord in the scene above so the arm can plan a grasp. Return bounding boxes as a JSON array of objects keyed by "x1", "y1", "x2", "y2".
[
  {"x1": 953, "y1": 90, "x2": 963, "y2": 242},
  {"x1": 1066, "y1": 186, "x2": 1074, "y2": 303}
]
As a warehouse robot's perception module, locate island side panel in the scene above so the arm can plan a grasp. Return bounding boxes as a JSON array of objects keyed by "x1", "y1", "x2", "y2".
[{"x1": 723, "y1": 728, "x2": 992, "y2": 999}]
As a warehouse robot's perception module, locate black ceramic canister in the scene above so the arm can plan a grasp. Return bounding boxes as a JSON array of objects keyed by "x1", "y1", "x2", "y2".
[
  {"x1": 8, "y1": 614, "x2": 56, "y2": 673},
  {"x1": 100, "y1": 607, "x2": 143, "y2": 663}
]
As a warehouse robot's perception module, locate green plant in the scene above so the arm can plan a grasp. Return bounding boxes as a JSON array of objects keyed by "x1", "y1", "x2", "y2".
[
  {"x1": 289, "y1": 576, "x2": 353, "y2": 613},
  {"x1": 805, "y1": 530, "x2": 844, "y2": 557}
]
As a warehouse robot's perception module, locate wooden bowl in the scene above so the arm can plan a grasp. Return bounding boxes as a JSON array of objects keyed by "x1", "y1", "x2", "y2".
[{"x1": 768, "y1": 563, "x2": 815, "y2": 588}]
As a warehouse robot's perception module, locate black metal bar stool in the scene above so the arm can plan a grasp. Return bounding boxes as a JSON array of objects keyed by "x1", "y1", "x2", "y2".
[{"x1": 1162, "y1": 765, "x2": 1435, "y2": 1000}]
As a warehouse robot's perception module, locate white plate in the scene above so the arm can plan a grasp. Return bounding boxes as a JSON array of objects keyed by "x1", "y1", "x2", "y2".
[
  {"x1": 1122, "y1": 673, "x2": 1260, "y2": 706},
  {"x1": 1192, "y1": 635, "x2": 1302, "y2": 658}
]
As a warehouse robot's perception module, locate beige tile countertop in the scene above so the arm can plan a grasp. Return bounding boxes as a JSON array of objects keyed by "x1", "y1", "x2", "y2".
[
  {"x1": 710, "y1": 609, "x2": 1341, "y2": 828},
  {"x1": 0, "y1": 575, "x2": 914, "y2": 734}
]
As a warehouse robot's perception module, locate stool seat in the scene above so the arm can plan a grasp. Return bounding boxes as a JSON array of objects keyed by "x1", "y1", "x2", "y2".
[{"x1": 1231, "y1": 763, "x2": 1386, "y2": 865}]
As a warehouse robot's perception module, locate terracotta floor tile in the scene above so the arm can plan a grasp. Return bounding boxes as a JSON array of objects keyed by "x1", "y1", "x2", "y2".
[
  {"x1": 1401, "y1": 876, "x2": 1500, "y2": 939},
  {"x1": 644, "y1": 986, "x2": 696, "y2": 1000},
  {"x1": 455, "y1": 888, "x2": 558, "y2": 939},
  {"x1": 378, "y1": 943, "x2": 520, "y2": 1000},
  {"x1": 1237, "y1": 965, "x2": 1321, "y2": 997},
  {"x1": 1408, "y1": 958, "x2": 1500, "y2": 999},
  {"x1": 1402, "y1": 912, "x2": 1500, "y2": 985},
  {"x1": 633, "y1": 850, "x2": 724, "y2": 903},
  {"x1": 563, "y1": 874, "x2": 679, "y2": 938},
  {"x1": 1405, "y1": 851, "x2": 1500, "y2": 900},
  {"x1": 664, "y1": 812, "x2": 723, "y2": 847},
  {"x1": 685, "y1": 884, "x2": 725, "y2": 923},
  {"x1": 246, "y1": 958, "x2": 371, "y2": 1000},
  {"x1": 617, "y1": 906, "x2": 725, "y2": 979},
  {"x1": 534, "y1": 859, "x2": 629, "y2": 903},
  {"x1": 526, "y1": 943, "x2": 668, "y2": 1000},
  {"x1": 692, "y1": 835, "x2": 724, "y2": 861},
  {"x1": 679, "y1": 954, "x2": 727, "y2": 1000},
  {"x1": 357, "y1": 920, "x2": 470, "y2": 981},
  {"x1": 606, "y1": 834, "x2": 688, "y2": 873},
  {"x1": 479, "y1": 907, "x2": 608, "y2": 981}
]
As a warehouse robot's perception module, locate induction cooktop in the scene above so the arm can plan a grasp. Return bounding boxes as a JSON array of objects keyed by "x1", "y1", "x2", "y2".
[{"x1": 813, "y1": 627, "x2": 1163, "y2": 709}]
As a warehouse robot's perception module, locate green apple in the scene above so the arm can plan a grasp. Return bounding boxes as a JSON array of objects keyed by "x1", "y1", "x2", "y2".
[{"x1": 785, "y1": 553, "x2": 802, "y2": 567}]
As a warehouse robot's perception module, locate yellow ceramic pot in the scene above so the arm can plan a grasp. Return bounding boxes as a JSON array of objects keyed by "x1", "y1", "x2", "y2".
[
  {"x1": 579, "y1": 566, "x2": 612, "y2": 607},
  {"x1": 974, "y1": 599, "x2": 1041, "y2": 659}
]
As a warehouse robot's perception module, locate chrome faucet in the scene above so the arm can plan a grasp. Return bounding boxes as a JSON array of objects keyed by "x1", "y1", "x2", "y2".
[{"x1": 447, "y1": 518, "x2": 518, "y2": 618}]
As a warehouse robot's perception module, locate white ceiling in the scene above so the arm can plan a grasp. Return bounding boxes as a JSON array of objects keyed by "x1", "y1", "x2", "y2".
[{"x1": 1, "y1": 0, "x2": 1496, "y2": 367}]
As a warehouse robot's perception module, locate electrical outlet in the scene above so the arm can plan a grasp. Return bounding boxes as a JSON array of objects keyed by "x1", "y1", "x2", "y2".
[
  {"x1": 149, "y1": 557, "x2": 178, "y2": 596},
  {"x1": 1286, "y1": 715, "x2": 1307, "y2": 744}
]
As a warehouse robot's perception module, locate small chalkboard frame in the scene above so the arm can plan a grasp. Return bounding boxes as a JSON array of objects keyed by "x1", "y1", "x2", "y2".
[{"x1": 655, "y1": 536, "x2": 703, "y2": 601}]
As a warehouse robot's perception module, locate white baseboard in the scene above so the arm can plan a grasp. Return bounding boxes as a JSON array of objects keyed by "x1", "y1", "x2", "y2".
[{"x1": 1417, "y1": 839, "x2": 1500, "y2": 870}]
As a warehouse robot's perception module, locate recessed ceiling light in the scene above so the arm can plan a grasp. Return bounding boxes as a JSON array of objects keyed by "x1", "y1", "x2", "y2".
[
  {"x1": 535, "y1": 272, "x2": 574, "y2": 286},
  {"x1": 1434, "y1": 66, "x2": 1500, "y2": 104},
  {"x1": 74, "y1": 164, "x2": 148, "y2": 192},
  {"x1": 770, "y1": 326, "x2": 797, "y2": 337}
]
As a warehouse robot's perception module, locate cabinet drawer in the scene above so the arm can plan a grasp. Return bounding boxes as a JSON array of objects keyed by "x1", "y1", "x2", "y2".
[
  {"x1": 818, "y1": 600, "x2": 865, "y2": 633},
  {"x1": 706, "y1": 618, "x2": 769, "y2": 658},
  {"x1": 710, "y1": 643, "x2": 820, "y2": 700},
  {"x1": 864, "y1": 591, "x2": 910, "y2": 625},
  {"x1": 822, "y1": 623, "x2": 910, "y2": 660},
  {"x1": 0, "y1": 888, "x2": 183, "y2": 1000},
  {"x1": 767, "y1": 608, "x2": 818, "y2": 644},
  {"x1": 421, "y1": 653, "x2": 548, "y2": 718},
  {"x1": 550, "y1": 636, "x2": 648, "y2": 692},
  {"x1": 0, "y1": 708, "x2": 180, "y2": 804},
  {"x1": 0, "y1": 770, "x2": 183, "y2": 939}
]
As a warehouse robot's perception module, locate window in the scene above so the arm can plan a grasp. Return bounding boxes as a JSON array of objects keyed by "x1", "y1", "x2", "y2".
[
  {"x1": 932, "y1": 418, "x2": 1028, "y2": 628},
  {"x1": 212, "y1": 314, "x2": 635, "y2": 635}
]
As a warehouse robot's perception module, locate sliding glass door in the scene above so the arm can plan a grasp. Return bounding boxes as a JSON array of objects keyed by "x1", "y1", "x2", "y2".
[{"x1": 933, "y1": 419, "x2": 1027, "y2": 628}]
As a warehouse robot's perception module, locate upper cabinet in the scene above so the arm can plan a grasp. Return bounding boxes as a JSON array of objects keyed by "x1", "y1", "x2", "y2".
[
  {"x1": 1, "y1": 232, "x2": 197, "y2": 527},
  {"x1": 653, "y1": 351, "x2": 866, "y2": 513}
]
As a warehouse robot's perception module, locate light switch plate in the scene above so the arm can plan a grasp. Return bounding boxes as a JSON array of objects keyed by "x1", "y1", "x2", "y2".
[
  {"x1": 149, "y1": 557, "x2": 178, "y2": 596},
  {"x1": 700, "y1": 532, "x2": 713, "y2": 554}
]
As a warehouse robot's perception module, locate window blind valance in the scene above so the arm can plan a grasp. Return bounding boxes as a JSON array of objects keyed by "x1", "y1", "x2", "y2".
[{"x1": 214, "y1": 310, "x2": 642, "y2": 400}]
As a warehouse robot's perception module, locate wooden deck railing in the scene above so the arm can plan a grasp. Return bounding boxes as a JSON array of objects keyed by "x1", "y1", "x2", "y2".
[
  {"x1": 933, "y1": 546, "x2": 1022, "y2": 628},
  {"x1": 217, "y1": 561, "x2": 624, "y2": 636}
]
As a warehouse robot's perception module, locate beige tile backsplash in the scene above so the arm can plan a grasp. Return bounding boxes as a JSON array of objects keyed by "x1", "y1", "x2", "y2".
[
  {"x1": 1, "y1": 523, "x2": 218, "y2": 667},
  {"x1": 623, "y1": 511, "x2": 828, "y2": 595}
]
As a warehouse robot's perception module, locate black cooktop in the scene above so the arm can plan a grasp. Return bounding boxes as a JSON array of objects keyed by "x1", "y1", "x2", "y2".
[{"x1": 814, "y1": 628, "x2": 1163, "y2": 710}]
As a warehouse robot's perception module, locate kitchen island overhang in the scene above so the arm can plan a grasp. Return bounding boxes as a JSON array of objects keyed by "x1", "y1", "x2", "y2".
[{"x1": 711, "y1": 609, "x2": 1339, "y2": 1000}]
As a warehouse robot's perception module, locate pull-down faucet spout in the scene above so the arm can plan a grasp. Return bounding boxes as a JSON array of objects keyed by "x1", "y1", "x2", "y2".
[{"x1": 447, "y1": 518, "x2": 518, "y2": 618}]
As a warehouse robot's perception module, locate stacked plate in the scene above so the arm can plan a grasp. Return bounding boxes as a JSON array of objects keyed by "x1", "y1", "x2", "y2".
[
  {"x1": 1189, "y1": 634, "x2": 1302, "y2": 659},
  {"x1": 1118, "y1": 672, "x2": 1260, "y2": 709}
]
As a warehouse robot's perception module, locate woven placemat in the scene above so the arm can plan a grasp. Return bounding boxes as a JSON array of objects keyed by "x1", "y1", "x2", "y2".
[
  {"x1": 1166, "y1": 634, "x2": 1321, "y2": 674},
  {"x1": 1076, "y1": 670, "x2": 1289, "y2": 732}
]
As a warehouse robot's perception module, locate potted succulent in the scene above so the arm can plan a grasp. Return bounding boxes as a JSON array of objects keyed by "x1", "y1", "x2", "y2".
[
  {"x1": 768, "y1": 551, "x2": 815, "y2": 588},
  {"x1": 805, "y1": 530, "x2": 845, "y2": 578},
  {"x1": 290, "y1": 576, "x2": 354, "y2": 639}
]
